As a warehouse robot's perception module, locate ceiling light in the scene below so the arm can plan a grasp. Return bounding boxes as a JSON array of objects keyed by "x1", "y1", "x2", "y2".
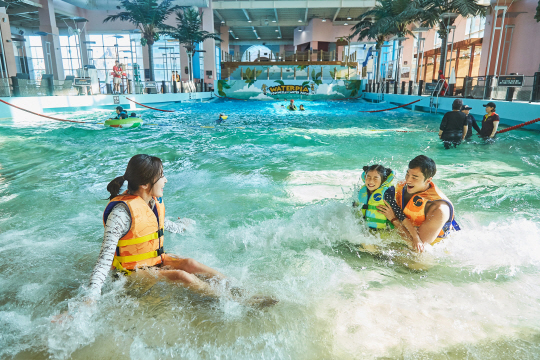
[
  {"x1": 272, "y1": 20, "x2": 276, "y2": 23},
  {"x1": 347, "y1": 16, "x2": 352, "y2": 20},
  {"x1": 229, "y1": 30, "x2": 232, "y2": 32},
  {"x1": 253, "y1": 29, "x2": 257, "y2": 32},
  {"x1": 221, "y1": 20, "x2": 225, "y2": 24},
  {"x1": 277, "y1": 36, "x2": 281, "y2": 39},
  {"x1": 298, "y1": 19, "x2": 302, "y2": 22},
  {"x1": 322, "y1": 18, "x2": 326, "y2": 22},
  {"x1": 344, "y1": 23, "x2": 349, "y2": 25},
  {"x1": 235, "y1": 37, "x2": 239, "y2": 39},
  {"x1": 248, "y1": 20, "x2": 252, "y2": 23},
  {"x1": 257, "y1": 37, "x2": 260, "y2": 39},
  {"x1": 275, "y1": 29, "x2": 278, "y2": 32},
  {"x1": 298, "y1": 28, "x2": 302, "y2": 31}
]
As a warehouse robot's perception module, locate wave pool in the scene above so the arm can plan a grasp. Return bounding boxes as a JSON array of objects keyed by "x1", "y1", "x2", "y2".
[{"x1": 1, "y1": 99, "x2": 540, "y2": 359}]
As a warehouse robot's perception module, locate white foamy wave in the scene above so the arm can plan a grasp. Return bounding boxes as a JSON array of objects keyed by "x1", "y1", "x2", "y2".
[{"x1": 432, "y1": 217, "x2": 540, "y2": 269}]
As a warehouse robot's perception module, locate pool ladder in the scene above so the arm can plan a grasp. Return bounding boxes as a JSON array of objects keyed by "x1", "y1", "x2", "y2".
[
  {"x1": 429, "y1": 79, "x2": 448, "y2": 114},
  {"x1": 375, "y1": 80, "x2": 385, "y2": 103}
]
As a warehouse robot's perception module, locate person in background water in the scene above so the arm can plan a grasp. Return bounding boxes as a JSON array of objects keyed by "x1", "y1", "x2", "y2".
[
  {"x1": 130, "y1": 112, "x2": 137, "y2": 118},
  {"x1": 287, "y1": 99, "x2": 297, "y2": 110},
  {"x1": 112, "y1": 60, "x2": 122, "y2": 94},
  {"x1": 439, "y1": 99, "x2": 468, "y2": 149},
  {"x1": 299, "y1": 105, "x2": 305, "y2": 111},
  {"x1": 114, "y1": 106, "x2": 128, "y2": 119},
  {"x1": 480, "y1": 101, "x2": 500, "y2": 139},
  {"x1": 376, "y1": 155, "x2": 460, "y2": 252},
  {"x1": 461, "y1": 105, "x2": 481, "y2": 139},
  {"x1": 216, "y1": 114, "x2": 226, "y2": 124}
]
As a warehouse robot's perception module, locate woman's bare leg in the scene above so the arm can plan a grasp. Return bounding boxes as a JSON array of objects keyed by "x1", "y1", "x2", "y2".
[
  {"x1": 162, "y1": 254, "x2": 226, "y2": 280},
  {"x1": 134, "y1": 268, "x2": 218, "y2": 296}
]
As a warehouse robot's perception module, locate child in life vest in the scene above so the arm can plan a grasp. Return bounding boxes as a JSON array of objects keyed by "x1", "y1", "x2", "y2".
[{"x1": 353, "y1": 164, "x2": 403, "y2": 230}]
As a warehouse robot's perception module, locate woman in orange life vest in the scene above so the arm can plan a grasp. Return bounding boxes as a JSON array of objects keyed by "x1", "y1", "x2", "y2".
[
  {"x1": 87, "y1": 154, "x2": 227, "y2": 298},
  {"x1": 376, "y1": 155, "x2": 460, "y2": 252}
]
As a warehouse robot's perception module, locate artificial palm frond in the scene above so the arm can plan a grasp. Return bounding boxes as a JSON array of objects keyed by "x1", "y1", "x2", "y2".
[{"x1": 103, "y1": 0, "x2": 180, "y2": 80}]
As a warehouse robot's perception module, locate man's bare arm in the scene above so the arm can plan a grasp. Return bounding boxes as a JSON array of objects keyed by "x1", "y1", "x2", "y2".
[{"x1": 417, "y1": 200, "x2": 451, "y2": 245}]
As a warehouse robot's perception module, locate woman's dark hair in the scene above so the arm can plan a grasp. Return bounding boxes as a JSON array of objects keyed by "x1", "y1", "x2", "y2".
[
  {"x1": 408, "y1": 155, "x2": 436, "y2": 180},
  {"x1": 362, "y1": 164, "x2": 392, "y2": 184},
  {"x1": 107, "y1": 154, "x2": 163, "y2": 200}
]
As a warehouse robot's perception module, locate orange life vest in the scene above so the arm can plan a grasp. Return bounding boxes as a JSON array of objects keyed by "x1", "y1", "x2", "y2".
[
  {"x1": 103, "y1": 193, "x2": 165, "y2": 273},
  {"x1": 395, "y1": 180, "x2": 459, "y2": 243}
]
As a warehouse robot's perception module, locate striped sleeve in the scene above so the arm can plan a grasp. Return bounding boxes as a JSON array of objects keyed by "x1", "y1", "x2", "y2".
[{"x1": 87, "y1": 203, "x2": 131, "y2": 298}]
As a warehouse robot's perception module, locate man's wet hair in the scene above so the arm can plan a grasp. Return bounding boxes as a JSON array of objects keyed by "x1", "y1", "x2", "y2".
[{"x1": 409, "y1": 155, "x2": 436, "y2": 180}]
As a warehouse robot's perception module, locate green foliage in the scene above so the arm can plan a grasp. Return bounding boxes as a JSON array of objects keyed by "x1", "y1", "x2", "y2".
[
  {"x1": 274, "y1": 80, "x2": 285, "y2": 86},
  {"x1": 297, "y1": 65, "x2": 308, "y2": 70},
  {"x1": 345, "y1": 80, "x2": 362, "y2": 97},
  {"x1": 310, "y1": 69, "x2": 323, "y2": 85},
  {"x1": 243, "y1": 68, "x2": 262, "y2": 87},
  {"x1": 103, "y1": 0, "x2": 179, "y2": 80},
  {"x1": 301, "y1": 81, "x2": 310, "y2": 87},
  {"x1": 164, "y1": 7, "x2": 221, "y2": 53},
  {"x1": 349, "y1": 0, "x2": 420, "y2": 45},
  {"x1": 535, "y1": 0, "x2": 540, "y2": 22},
  {"x1": 103, "y1": 0, "x2": 179, "y2": 47},
  {"x1": 217, "y1": 80, "x2": 234, "y2": 97}
]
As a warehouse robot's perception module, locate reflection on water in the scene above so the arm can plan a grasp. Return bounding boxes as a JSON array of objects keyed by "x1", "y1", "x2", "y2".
[{"x1": 0, "y1": 100, "x2": 540, "y2": 359}]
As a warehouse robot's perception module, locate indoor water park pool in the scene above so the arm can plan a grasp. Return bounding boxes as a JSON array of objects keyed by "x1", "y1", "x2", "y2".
[{"x1": 1, "y1": 99, "x2": 540, "y2": 359}]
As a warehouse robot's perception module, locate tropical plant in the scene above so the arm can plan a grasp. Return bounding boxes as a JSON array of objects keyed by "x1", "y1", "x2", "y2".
[
  {"x1": 415, "y1": 0, "x2": 487, "y2": 73},
  {"x1": 165, "y1": 7, "x2": 221, "y2": 82},
  {"x1": 349, "y1": 0, "x2": 418, "y2": 83},
  {"x1": 242, "y1": 67, "x2": 262, "y2": 87},
  {"x1": 103, "y1": 0, "x2": 180, "y2": 81},
  {"x1": 345, "y1": 80, "x2": 362, "y2": 97},
  {"x1": 217, "y1": 79, "x2": 234, "y2": 97},
  {"x1": 535, "y1": 0, "x2": 540, "y2": 22},
  {"x1": 310, "y1": 69, "x2": 323, "y2": 85}
]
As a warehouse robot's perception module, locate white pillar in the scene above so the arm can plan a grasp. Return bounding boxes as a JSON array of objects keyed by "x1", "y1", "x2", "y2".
[
  {"x1": 38, "y1": 0, "x2": 64, "y2": 80},
  {"x1": 201, "y1": 4, "x2": 216, "y2": 85},
  {"x1": 220, "y1": 25, "x2": 229, "y2": 58},
  {"x1": 0, "y1": 8, "x2": 17, "y2": 77}
]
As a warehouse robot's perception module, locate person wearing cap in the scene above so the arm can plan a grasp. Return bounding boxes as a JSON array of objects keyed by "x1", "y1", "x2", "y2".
[
  {"x1": 461, "y1": 105, "x2": 481, "y2": 139},
  {"x1": 438, "y1": 98, "x2": 468, "y2": 149},
  {"x1": 480, "y1": 102, "x2": 500, "y2": 139}
]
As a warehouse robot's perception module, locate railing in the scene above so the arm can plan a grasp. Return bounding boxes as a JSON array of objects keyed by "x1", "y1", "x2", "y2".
[
  {"x1": 221, "y1": 49, "x2": 358, "y2": 63},
  {"x1": 363, "y1": 73, "x2": 540, "y2": 103},
  {"x1": 0, "y1": 77, "x2": 207, "y2": 98}
]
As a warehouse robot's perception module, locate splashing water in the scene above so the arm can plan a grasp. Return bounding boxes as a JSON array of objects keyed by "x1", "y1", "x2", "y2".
[{"x1": 1, "y1": 99, "x2": 540, "y2": 359}]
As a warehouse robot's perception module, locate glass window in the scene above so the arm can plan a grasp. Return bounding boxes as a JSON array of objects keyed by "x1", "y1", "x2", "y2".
[
  {"x1": 59, "y1": 35, "x2": 81, "y2": 76},
  {"x1": 152, "y1": 37, "x2": 182, "y2": 82},
  {"x1": 27, "y1": 36, "x2": 46, "y2": 80},
  {"x1": 87, "y1": 34, "x2": 144, "y2": 82}
]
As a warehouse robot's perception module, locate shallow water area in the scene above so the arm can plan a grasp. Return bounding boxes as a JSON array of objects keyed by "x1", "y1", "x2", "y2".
[{"x1": 1, "y1": 99, "x2": 540, "y2": 359}]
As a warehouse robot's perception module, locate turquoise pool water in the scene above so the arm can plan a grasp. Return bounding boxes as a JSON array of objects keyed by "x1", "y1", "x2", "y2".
[{"x1": 1, "y1": 99, "x2": 540, "y2": 359}]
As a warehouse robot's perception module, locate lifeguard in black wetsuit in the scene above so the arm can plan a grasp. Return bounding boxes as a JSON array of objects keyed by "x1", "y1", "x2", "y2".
[
  {"x1": 438, "y1": 99, "x2": 468, "y2": 149},
  {"x1": 460, "y1": 105, "x2": 481, "y2": 139}
]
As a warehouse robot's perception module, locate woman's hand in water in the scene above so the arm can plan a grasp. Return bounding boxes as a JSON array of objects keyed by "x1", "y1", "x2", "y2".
[{"x1": 376, "y1": 200, "x2": 396, "y2": 220}]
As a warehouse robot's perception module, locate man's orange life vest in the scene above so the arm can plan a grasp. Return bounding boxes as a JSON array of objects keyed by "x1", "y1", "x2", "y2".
[
  {"x1": 103, "y1": 193, "x2": 165, "y2": 273},
  {"x1": 395, "y1": 180, "x2": 460, "y2": 243}
]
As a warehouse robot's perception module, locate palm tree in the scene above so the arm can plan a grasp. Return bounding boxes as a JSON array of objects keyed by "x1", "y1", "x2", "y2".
[
  {"x1": 164, "y1": 7, "x2": 221, "y2": 82},
  {"x1": 103, "y1": 0, "x2": 180, "y2": 81},
  {"x1": 415, "y1": 0, "x2": 486, "y2": 74},
  {"x1": 349, "y1": 0, "x2": 418, "y2": 84}
]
